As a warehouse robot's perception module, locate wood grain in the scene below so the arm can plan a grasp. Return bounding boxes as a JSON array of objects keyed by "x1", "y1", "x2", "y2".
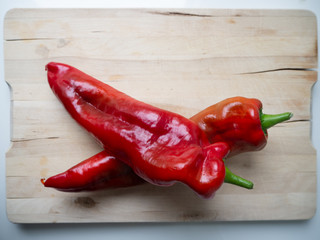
[{"x1": 4, "y1": 8, "x2": 317, "y2": 223}]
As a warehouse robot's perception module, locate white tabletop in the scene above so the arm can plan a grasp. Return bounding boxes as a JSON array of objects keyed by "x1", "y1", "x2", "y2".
[{"x1": 0, "y1": 1, "x2": 319, "y2": 239}]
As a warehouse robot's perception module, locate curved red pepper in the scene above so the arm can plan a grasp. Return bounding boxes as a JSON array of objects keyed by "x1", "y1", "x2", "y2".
[
  {"x1": 45, "y1": 62, "x2": 231, "y2": 198},
  {"x1": 43, "y1": 63, "x2": 291, "y2": 195},
  {"x1": 42, "y1": 151, "x2": 144, "y2": 192}
]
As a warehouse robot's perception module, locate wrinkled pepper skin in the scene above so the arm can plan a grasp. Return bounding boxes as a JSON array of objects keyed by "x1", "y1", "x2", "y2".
[
  {"x1": 45, "y1": 62, "x2": 230, "y2": 198},
  {"x1": 190, "y1": 97, "x2": 265, "y2": 157},
  {"x1": 190, "y1": 97, "x2": 292, "y2": 157},
  {"x1": 42, "y1": 151, "x2": 144, "y2": 192},
  {"x1": 43, "y1": 63, "x2": 291, "y2": 194},
  {"x1": 43, "y1": 95, "x2": 290, "y2": 192}
]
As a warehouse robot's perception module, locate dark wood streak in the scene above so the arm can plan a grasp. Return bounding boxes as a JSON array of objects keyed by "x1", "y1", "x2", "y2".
[
  {"x1": 11, "y1": 136, "x2": 59, "y2": 142},
  {"x1": 148, "y1": 11, "x2": 214, "y2": 18},
  {"x1": 238, "y1": 68, "x2": 316, "y2": 75}
]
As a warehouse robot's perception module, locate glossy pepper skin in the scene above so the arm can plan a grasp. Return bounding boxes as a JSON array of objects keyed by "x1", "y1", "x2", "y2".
[
  {"x1": 190, "y1": 97, "x2": 292, "y2": 157},
  {"x1": 43, "y1": 63, "x2": 291, "y2": 193},
  {"x1": 45, "y1": 62, "x2": 231, "y2": 198},
  {"x1": 42, "y1": 151, "x2": 144, "y2": 192},
  {"x1": 43, "y1": 95, "x2": 291, "y2": 192}
]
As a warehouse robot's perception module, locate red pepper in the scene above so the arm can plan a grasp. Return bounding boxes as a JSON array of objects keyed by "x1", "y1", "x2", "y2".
[
  {"x1": 45, "y1": 62, "x2": 250, "y2": 198},
  {"x1": 190, "y1": 97, "x2": 293, "y2": 157},
  {"x1": 41, "y1": 151, "x2": 144, "y2": 192},
  {"x1": 43, "y1": 63, "x2": 291, "y2": 195}
]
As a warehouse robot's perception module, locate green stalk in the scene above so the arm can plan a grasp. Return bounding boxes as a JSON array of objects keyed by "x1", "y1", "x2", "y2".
[
  {"x1": 224, "y1": 166, "x2": 253, "y2": 189},
  {"x1": 260, "y1": 112, "x2": 293, "y2": 133}
]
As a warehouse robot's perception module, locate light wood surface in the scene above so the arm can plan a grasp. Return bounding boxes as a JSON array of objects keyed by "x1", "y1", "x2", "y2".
[{"x1": 4, "y1": 8, "x2": 317, "y2": 223}]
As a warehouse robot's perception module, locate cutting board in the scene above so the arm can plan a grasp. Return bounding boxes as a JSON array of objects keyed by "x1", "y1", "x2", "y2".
[{"x1": 4, "y1": 8, "x2": 317, "y2": 223}]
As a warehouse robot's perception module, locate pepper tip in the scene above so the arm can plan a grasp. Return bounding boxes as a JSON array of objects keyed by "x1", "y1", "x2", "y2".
[
  {"x1": 45, "y1": 62, "x2": 60, "y2": 73},
  {"x1": 40, "y1": 178, "x2": 46, "y2": 185}
]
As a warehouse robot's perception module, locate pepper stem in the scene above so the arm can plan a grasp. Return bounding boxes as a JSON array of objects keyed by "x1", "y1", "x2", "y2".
[
  {"x1": 224, "y1": 166, "x2": 254, "y2": 189},
  {"x1": 260, "y1": 112, "x2": 293, "y2": 133}
]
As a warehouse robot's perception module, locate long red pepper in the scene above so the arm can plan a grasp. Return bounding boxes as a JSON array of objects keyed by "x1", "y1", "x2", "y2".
[
  {"x1": 43, "y1": 100, "x2": 291, "y2": 192},
  {"x1": 43, "y1": 63, "x2": 292, "y2": 194},
  {"x1": 45, "y1": 62, "x2": 234, "y2": 198},
  {"x1": 42, "y1": 151, "x2": 144, "y2": 192}
]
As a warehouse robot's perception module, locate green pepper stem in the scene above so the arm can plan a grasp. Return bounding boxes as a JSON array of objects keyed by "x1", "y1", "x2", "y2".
[
  {"x1": 261, "y1": 112, "x2": 293, "y2": 133},
  {"x1": 224, "y1": 166, "x2": 254, "y2": 189}
]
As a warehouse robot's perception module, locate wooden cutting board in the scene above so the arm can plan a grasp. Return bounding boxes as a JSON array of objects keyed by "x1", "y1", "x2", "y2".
[{"x1": 4, "y1": 8, "x2": 317, "y2": 223}]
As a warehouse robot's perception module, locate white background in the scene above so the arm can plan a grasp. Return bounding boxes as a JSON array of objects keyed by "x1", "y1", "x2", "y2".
[{"x1": 0, "y1": 1, "x2": 319, "y2": 239}]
